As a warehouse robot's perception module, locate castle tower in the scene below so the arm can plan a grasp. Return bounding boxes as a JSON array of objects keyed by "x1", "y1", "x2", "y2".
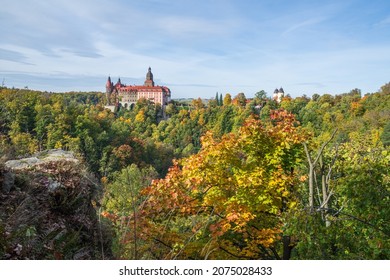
[
  {"x1": 106, "y1": 76, "x2": 112, "y2": 93},
  {"x1": 106, "y1": 76, "x2": 114, "y2": 105},
  {"x1": 273, "y1": 87, "x2": 285, "y2": 103},
  {"x1": 144, "y1": 67, "x2": 155, "y2": 87},
  {"x1": 273, "y1": 88, "x2": 279, "y2": 101},
  {"x1": 115, "y1": 77, "x2": 122, "y2": 88}
]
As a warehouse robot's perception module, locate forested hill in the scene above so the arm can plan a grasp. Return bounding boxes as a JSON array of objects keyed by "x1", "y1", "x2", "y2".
[{"x1": 0, "y1": 83, "x2": 389, "y2": 260}]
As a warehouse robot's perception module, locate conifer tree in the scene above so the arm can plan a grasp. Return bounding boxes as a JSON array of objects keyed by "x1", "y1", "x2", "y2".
[{"x1": 381, "y1": 122, "x2": 390, "y2": 146}]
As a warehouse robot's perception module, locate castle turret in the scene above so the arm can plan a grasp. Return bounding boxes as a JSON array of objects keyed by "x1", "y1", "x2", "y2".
[
  {"x1": 144, "y1": 67, "x2": 155, "y2": 87},
  {"x1": 273, "y1": 87, "x2": 285, "y2": 103},
  {"x1": 106, "y1": 76, "x2": 112, "y2": 92},
  {"x1": 106, "y1": 76, "x2": 114, "y2": 105},
  {"x1": 115, "y1": 77, "x2": 123, "y2": 88},
  {"x1": 273, "y1": 88, "x2": 279, "y2": 100}
]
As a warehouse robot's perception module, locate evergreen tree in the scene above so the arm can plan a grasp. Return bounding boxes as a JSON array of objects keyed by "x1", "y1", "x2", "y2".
[{"x1": 381, "y1": 122, "x2": 390, "y2": 146}]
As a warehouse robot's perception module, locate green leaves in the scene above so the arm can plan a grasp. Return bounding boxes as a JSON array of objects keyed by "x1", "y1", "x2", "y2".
[
  {"x1": 101, "y1": 164, "x2": 158, "y2": 259},
  {"x1": 291, "y1": 130, "x2": 390, "y2": 259}
]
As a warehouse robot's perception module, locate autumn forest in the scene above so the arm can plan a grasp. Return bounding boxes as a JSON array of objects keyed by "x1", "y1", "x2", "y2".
[{"x1": 0, "y1": 84, "x2": 389, "y2": 260}]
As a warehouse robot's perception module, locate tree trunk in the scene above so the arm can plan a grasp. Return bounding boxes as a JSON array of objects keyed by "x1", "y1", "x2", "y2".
[
  {"x1": 282, "y1": 235, "x2": 294, "y2": 260},
  {"x1": 308, "y1": 165, "x2": 314, "y2": 209}
]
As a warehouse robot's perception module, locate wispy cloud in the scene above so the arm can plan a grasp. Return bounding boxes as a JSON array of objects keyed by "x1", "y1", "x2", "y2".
[
  {"x1": 281, "y1": 17, "x2": 327, "y2": 36},
  {"x1": 157, "y1": 16, "x2": 238, "y2": 38},
  {"x1": 0, "y1": 48, "x2": 34, "y2": 65},
  {"x1": 0, "y1": 71, "x2": 106, "y2": 92},
  {"x1": 375, "y1": 16, "x2": 390, "y2": 26},
  {"x1": 60, "y1": 49, "x2": 103, "y2": 58},
  {"x1": 293, "y1": 82, "x2": 327, "y2": 88},
  {"x1": 167, "y1": 83, "x2": 218, "y2": 88}
]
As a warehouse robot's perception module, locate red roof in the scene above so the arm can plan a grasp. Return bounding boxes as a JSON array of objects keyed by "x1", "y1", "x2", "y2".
[{"x1": 117, "y1": 85, "x2": 170, "y2": 93}]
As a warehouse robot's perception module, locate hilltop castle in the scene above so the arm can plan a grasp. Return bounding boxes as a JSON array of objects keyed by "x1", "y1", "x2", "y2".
[{"x1": 105, "y1": 67, "x2": 171, "y2": 109}]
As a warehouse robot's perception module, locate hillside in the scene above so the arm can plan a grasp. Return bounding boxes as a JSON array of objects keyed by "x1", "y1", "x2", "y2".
[{"x1": 0, "y1": 84, "x2": 389, "y2": 259}]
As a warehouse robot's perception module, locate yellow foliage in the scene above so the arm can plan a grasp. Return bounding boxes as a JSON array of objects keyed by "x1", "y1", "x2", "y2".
[
  {"x1": 135, "y1": 110, "x2": 145, "y2": 122},
  {"x1": 139, "y1": 110, "x2": 306, "y2": 259},
  {"x1": 97, "y1": 111, "x2": 107, "y2": 120},
  {"x1": 54, "y1": 141, "x2": 63, "y2": 149}
]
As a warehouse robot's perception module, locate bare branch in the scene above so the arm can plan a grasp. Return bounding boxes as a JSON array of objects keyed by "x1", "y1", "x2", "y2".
[
  {"x1": 320, "y1": 189, "x2": 334, "y2": 208},
  {"x1": 219, "y1": 246, "x2": 252, "y2": 259},
  {"x1": 303, "y1": 142, "x2": 313, "y2": 166},
  {"x1": 313, "y1": 129, "x2": 338, "y2": 166}
]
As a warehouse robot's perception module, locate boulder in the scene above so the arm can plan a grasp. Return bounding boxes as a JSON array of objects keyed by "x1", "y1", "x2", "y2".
[
  {"x1": 0, "y1": 149, "x2": 112, "y2": 259},
  {"x1": 5, "y1": 149, "x2": 78, "y2": 171}
]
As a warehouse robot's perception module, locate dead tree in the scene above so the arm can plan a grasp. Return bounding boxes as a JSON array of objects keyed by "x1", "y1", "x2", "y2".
[{"x1": 303, "y1": 129, "x2": 338, "y2": 220}]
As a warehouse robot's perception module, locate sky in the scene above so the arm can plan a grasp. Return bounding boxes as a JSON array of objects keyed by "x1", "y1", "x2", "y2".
[{"x1": 0, "y1": 0, "x2": 389, "y2": 98}]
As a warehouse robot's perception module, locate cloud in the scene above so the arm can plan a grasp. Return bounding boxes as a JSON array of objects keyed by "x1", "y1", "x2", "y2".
[
  {"x1": 0, "y1": 71, "x2": 107, "y2": 92},
  {"x1": 0, "y1": 0, "x2": 389, "y2": 98},
  {"x1": 281, "y1": 17, "x2": 327, "y2": 36},
  {"x1": 0, "y1": 0, "x2": 110, "y2": 61},
  {"x1": 293, "y1": 82, "x2": 327, "y2": 88},
  {"x1": 157, "y1": 16, "x2": 236, "y2": 38},
  {"x1": 0, "y1": 48, "x2": 34, "y2": 65},
  {"x1": 375, "y1": 16, "x2": 390, "y2": 26},
  {"x1": 167, "y1": 83, "x2": 218, "y2": 88},
  {"x1": 60, "y1": 49, "x2": 103, "y2": 58}
]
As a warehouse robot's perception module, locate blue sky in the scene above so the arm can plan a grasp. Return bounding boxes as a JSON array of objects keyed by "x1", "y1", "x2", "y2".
[{"x1": 0, "y1": 0, "x2": 389, "y2": 98}]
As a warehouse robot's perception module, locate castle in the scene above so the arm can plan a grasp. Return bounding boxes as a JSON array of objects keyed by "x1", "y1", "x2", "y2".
[
  {"x1": 273, "y1": 87, "x2": 285, "y2": 103},
  {"x1": 105, "y1": 67, "x2": 171, "y2": 109}
]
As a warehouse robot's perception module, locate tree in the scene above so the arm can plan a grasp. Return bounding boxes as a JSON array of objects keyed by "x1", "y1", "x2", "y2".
[
  {"x1": 234, "y1": 92, "x2": 247, "y2": 107},
  {"x1": 380, "y1": 82, "x2": 390, "y2": 95},
  {"x1": 102, "y1": 164, "x2": 158, "y2": 259},
  {"x1": 223, "y1": 93, "x2": 232, "y2": 106},
  {"x1": 138, "y1": 110, "x2": 306, "y2": 259},
  {"x1": 165, "y1": 103, "x2": 177, "y2": 117},
  {"x1": 303, "y1": 129, "x2": 338, "y2": 210},
  {"x1": 318, "y1": 94, "x2": 334, "y2": 105},
  {"x1": 329, "y1": 136, "x2": 390, "y2": 258},
  {"x1": 4, "y1": 90, "x2": 41, "y2": 134},
  {"x1": 291, "y1": 134, "x2": 390, "y2": 259},
  {"x1": 191, "y1": 98, "x2": 204, "y2": 110},
  {"x1": 311, "y1": 94, "x2": 320, "y2": 102},
  {"x1": 255, "y1": 90, "x2": 267, "y2": 100},
  {"x1": 381, "y1": 122, "x2": 390, "y2": 146},
  {"x1": 8, "y1": 121, "x2": 38, "y2": 156},
  {"x1": 34, "y1": 103, "x2": 54, "y2": 151},
  {"x1": 213, "y1": 105, "x2": 236, "y2": 137}
]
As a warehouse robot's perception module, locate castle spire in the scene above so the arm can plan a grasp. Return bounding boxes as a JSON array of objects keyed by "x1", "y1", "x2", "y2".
[
  {"x1": 105, "y1": 76, "x2": 113, "y2": 105},
  {"x1": 144, "y1": 67, "x2": 155, "y2": 87},
  {"x1": 106, "y1": 76, "x2": 112, "y2": 87}
]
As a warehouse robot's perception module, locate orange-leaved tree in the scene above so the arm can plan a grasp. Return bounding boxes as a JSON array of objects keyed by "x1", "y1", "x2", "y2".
[{"x1": 138, "y1": 110, "x2": 307, "y2": 259}]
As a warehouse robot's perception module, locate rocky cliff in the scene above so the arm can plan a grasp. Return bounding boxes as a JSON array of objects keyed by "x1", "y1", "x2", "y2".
[{"x1": 0, "y1": 149, "x2": 112, "y2": 259}]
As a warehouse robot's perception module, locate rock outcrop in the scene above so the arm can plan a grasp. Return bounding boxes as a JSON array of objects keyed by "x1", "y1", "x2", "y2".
[
  {"x1": 0, "y1": 149, "x2": 112, "y2": 259},
  {"x1": 4, "y1": 149, "x2": 78, "y2": 171}
]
